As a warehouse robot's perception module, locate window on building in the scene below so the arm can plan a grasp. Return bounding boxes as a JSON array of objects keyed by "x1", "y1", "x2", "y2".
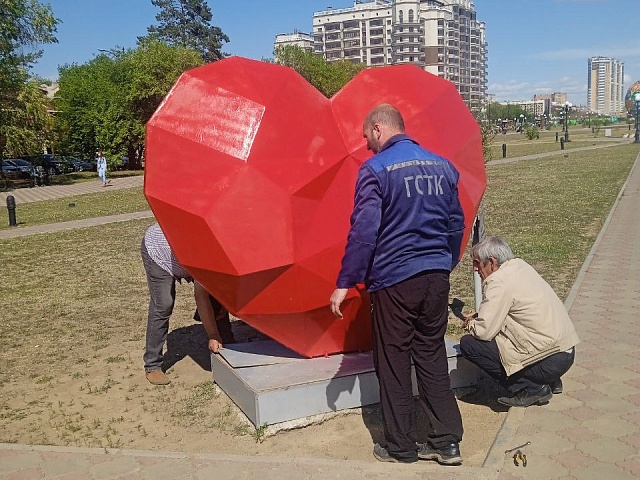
[
  {"x1": 399, "y1": 10, "x2": 403, "y2": 23},
  {"x1": 408, "y1": 9, "x2": 414, "y2": 23}
]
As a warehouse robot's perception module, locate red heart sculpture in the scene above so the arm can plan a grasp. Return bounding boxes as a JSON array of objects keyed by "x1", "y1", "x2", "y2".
[{"x1": 144, "y1": 57, "x2": 486, "y2": 358}]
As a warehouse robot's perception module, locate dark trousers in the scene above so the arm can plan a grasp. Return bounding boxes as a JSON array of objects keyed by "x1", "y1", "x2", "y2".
[
  {"x1": 371, "y1": 270, "x2": 463, "y2": 462},
  {"x1": 459, "y1": 335, "x2": 575, "y2": 394}
]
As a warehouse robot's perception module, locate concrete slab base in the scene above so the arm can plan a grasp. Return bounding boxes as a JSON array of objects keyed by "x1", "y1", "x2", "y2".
[{"x1": 211, "y1": 339, "x2": 482, "y2": 427}]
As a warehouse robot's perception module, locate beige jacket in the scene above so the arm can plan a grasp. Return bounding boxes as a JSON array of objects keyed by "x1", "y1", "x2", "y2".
[{"x1": 467, "y1": 258, "x2": 579, "y2": 376}]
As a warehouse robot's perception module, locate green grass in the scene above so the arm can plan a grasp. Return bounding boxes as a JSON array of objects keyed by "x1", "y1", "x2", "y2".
[
  {"x1": 0, "y1": 187, "x2": 149, "y2": 230},
  {"x1": 487, "y1": 127, "x2": 627, "y2": 160},
  {"x1": 448, "y1": 142, "x2": 639, "y2": 318}
]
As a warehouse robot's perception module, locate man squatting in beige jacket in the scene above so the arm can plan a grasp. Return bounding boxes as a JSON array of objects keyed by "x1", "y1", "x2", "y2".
[{"x1": 460, "y1": 236, "x2": 579, "y2": 407}]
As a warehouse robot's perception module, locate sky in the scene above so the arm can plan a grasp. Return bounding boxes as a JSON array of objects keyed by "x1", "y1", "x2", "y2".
[{"x1": 30, "y1": 0, "x2": 640, "y2": 107}]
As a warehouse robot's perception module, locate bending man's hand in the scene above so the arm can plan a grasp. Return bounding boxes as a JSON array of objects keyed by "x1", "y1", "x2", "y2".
[
  {"x1": 208, "y1": 336, "x2": 223, "y2": 353},
  {"x1": 330, "y1": 288, "x2": 349, "y2": 319}
]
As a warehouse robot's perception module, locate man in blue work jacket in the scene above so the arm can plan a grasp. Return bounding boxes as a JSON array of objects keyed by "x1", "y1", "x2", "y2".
[{"x1": 330, "y1": 104, "x2": 465, "y2": 465}]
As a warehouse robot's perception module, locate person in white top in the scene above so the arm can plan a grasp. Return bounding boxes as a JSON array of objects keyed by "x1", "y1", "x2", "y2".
[{"x1": 96, "y1": 151, "x2": 107, "y2": 186}]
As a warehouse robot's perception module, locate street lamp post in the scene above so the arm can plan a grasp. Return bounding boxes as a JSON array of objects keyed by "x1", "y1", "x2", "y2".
[{"x1": 564, "y1": 102, "x2": 571, "y2": 142}]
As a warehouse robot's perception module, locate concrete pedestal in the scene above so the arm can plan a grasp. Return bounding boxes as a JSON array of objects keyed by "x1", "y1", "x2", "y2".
[{"x1": 211, "y1": 339, "x2": 482, "y2": 428}]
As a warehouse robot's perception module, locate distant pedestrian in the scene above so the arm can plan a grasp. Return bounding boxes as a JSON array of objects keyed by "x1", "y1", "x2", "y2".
[{"x1": 96, "y1": 151, "x2": 107, "y2": 186}]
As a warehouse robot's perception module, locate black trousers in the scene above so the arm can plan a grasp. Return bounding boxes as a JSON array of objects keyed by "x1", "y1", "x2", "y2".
[
  {"x1": 459, "y1": 335, "x2": 575, "y2": 394},
  {"x1": 371, "y1": 270, "x2": 463, "y2": 462}
]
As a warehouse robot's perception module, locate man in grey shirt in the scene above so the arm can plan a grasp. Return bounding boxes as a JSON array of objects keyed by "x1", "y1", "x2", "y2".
[{"x1": 141, "y1": 223, "x2": 233, "y2": 385}]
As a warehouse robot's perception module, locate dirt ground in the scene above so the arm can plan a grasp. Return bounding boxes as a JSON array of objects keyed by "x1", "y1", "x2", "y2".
[
  {"x1": 0, "y1": 221, "x2": 506, "y2": 467},
  {"x1": 0, "y1": 309, "x2": 506, "y2": 467}
]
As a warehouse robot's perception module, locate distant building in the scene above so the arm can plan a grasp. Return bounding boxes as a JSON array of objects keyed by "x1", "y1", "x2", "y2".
[
  {"x1": 308, "y1": 0, "x2": 487, "y2": 105},
  {"x1": 274, "y1": 30, "x2": 314, "y2": 54},
  {"x1": 498, "y1": 100, "x2": 545, "y2": 117},
  {"x1": 587, "y1": 56, "x2": 624, "y2": 115}
]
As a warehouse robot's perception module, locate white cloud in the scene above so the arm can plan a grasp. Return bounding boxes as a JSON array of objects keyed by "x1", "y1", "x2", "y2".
[{"x1": 489, "y1": 77, "x2": 586, "y2": 104}]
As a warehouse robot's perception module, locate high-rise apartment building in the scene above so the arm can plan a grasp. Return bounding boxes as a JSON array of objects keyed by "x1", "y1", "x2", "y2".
[
  {"x1": 587, "y1": 57, "x2": 624, "y2": 115},
  {"x1": 274, "y1": 30, "x2": 314, "y2": 53},
  {"x1": 306, "y1": 0, "x2": 487, "y2": 104}
]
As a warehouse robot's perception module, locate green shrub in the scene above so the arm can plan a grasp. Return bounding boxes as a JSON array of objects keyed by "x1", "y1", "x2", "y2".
[{"x1": 524, "y1": 125, "x2": 540, "y2": 140}]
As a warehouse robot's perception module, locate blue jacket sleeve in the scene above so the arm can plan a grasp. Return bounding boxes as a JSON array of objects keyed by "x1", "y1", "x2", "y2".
[
  {"x1": 448, "y1": 176, "x2": 465, "y2": 270},
  {"x1": 336, "y1": 165, "x2": 382, "y2": 288}
]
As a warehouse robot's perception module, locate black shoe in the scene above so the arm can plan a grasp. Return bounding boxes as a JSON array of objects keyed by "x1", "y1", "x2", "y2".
[
  {"x1": 498, "y1": 384, "x2": 553, "y2": 407},
  {"x1": 550, "y1": 379, "x2": 563, "y2": 394},
  {"x1": 372, "y1": 443, "x2": 417, "y2": 463},
  {"x1": 417, "y1": 442, "x2": 462, "y2": 465}
]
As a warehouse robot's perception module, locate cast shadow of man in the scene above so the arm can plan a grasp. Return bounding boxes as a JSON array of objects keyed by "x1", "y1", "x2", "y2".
[{"x1": 163, "y1": 323, "x2": 212, "y2": 373}]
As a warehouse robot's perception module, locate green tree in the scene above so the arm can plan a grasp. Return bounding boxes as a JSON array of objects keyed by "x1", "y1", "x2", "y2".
[
  {"x1": 0, "y1": 0, "x2": 58, "y2": 106},
  {"x1": 0, "y1": 0, "x2": 58, "y2": 159},
  {"x1": 2, "y1": 79, "x2": 54, "y2": 156},
  {"x1": 55, "y1": 39, "x2": 202, "y2": 168},
  {"x1": 273, "y1": 45, "x2": 365, "y2": 98},
  {"x1": 143, "y1": 0, "x2": 229, "y2": 62}
]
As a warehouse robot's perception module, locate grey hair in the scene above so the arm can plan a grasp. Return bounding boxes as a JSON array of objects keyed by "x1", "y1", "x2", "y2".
[
  {"x1": 471, "y1": 236, "x2": 515, "y2": 266},
  {"x1": 364, "y1": 104, "x2": 405, "y2": 132}
]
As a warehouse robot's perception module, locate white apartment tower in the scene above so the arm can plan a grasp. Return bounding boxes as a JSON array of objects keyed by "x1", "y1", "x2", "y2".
[
  {"x1": 310, "y1": 0, "x2": 487, "y2": 104},
  {"x1": 587, "y1": 57, "x2": 624, "y2": 115},
  {"x1": 274, "y1": 30, "x2": 314, "y2": 53}
]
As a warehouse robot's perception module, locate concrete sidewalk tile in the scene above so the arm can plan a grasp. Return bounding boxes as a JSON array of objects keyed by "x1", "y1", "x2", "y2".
[
  {"x1": 88, "y1": 455, "x2": 141, "y2": 480},
  {"x1": 564, "y1": 388, "x2": 607, "y2": 404},
  {"x1": 616, "y1": 456, "x2": 640, "y2": 478},
  {"x1": 556, "y1": 449, "x2": 596, "y2": 469},
  {"x1": 557, "y1": 426, "x2": 601, "y2": 444},
  {"x1": 562, "y1": 405, "x2": 601, "y2": 421},
  {"x1": 582, "y1": 416, "x2": 638, "y2": 438},
  {"x1": 619, "y1": 432, "x2": 640, "y2": 450},
  {"x1": 520, "y1": 410, "x2": 577, "y2": 433},
  {"x1": 570, "y1": 462, "x2": 638, "y2": 480},
  {"x1": 0, "y1": 450, "x2": 42, "y2": 474},
  {"x1": 1, "y1": 467, "x2": 44, "y2": 480},
  {"x1": 587, "y1": 396, "x2": 634, "y2": 414},
  {"x1": 38, "y1": 451, "x2": 92, "y2": 477},
  {"x1": 576, "y1": 437, "x2": 637, "y2": 464}
]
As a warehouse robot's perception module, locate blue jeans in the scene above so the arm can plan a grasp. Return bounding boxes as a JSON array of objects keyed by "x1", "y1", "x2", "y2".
[
  {"x1": 141, "y1": 240, "x2": 175, "y2": 372},
  {"x1": 98, "y1": 169, "x2": 106, "y2": 184}
]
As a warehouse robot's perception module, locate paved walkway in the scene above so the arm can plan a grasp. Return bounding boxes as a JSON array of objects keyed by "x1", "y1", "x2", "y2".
[
  {"x1": 0, "y1": 175, "x2": 144, "y2": 205},
  {"x1": 1, "y1": 146, "x2": 640, "y2": 478}
]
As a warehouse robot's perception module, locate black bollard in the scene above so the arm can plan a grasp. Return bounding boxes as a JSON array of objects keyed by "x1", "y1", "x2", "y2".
[
  {"x1": 560, "y1": 138, "x2": 565, "y2": 150},
  {"x1": 6, "y1": 195, "x2": 17, "y2": 227},
  {"x1": 555, "y1": 132, "x2": 559, "y2": 142},
  {"x1": 502, "y1": 143, "x2": 507, "y2": 158}
]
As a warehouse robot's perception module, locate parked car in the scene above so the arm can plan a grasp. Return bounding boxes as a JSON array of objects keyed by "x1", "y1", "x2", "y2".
[
  {"x1": 30, "y1": 154, "x2": 70, "y2": 176},
  {"x1": 5, "y1": 158, "x2": 35, "y2": 174},
  {"x1": 65, "y1": 156, "x2": 97, "y2": 172},
  {"x1": 1, "y1": 159, "x2": 34, "y2": 188}
]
